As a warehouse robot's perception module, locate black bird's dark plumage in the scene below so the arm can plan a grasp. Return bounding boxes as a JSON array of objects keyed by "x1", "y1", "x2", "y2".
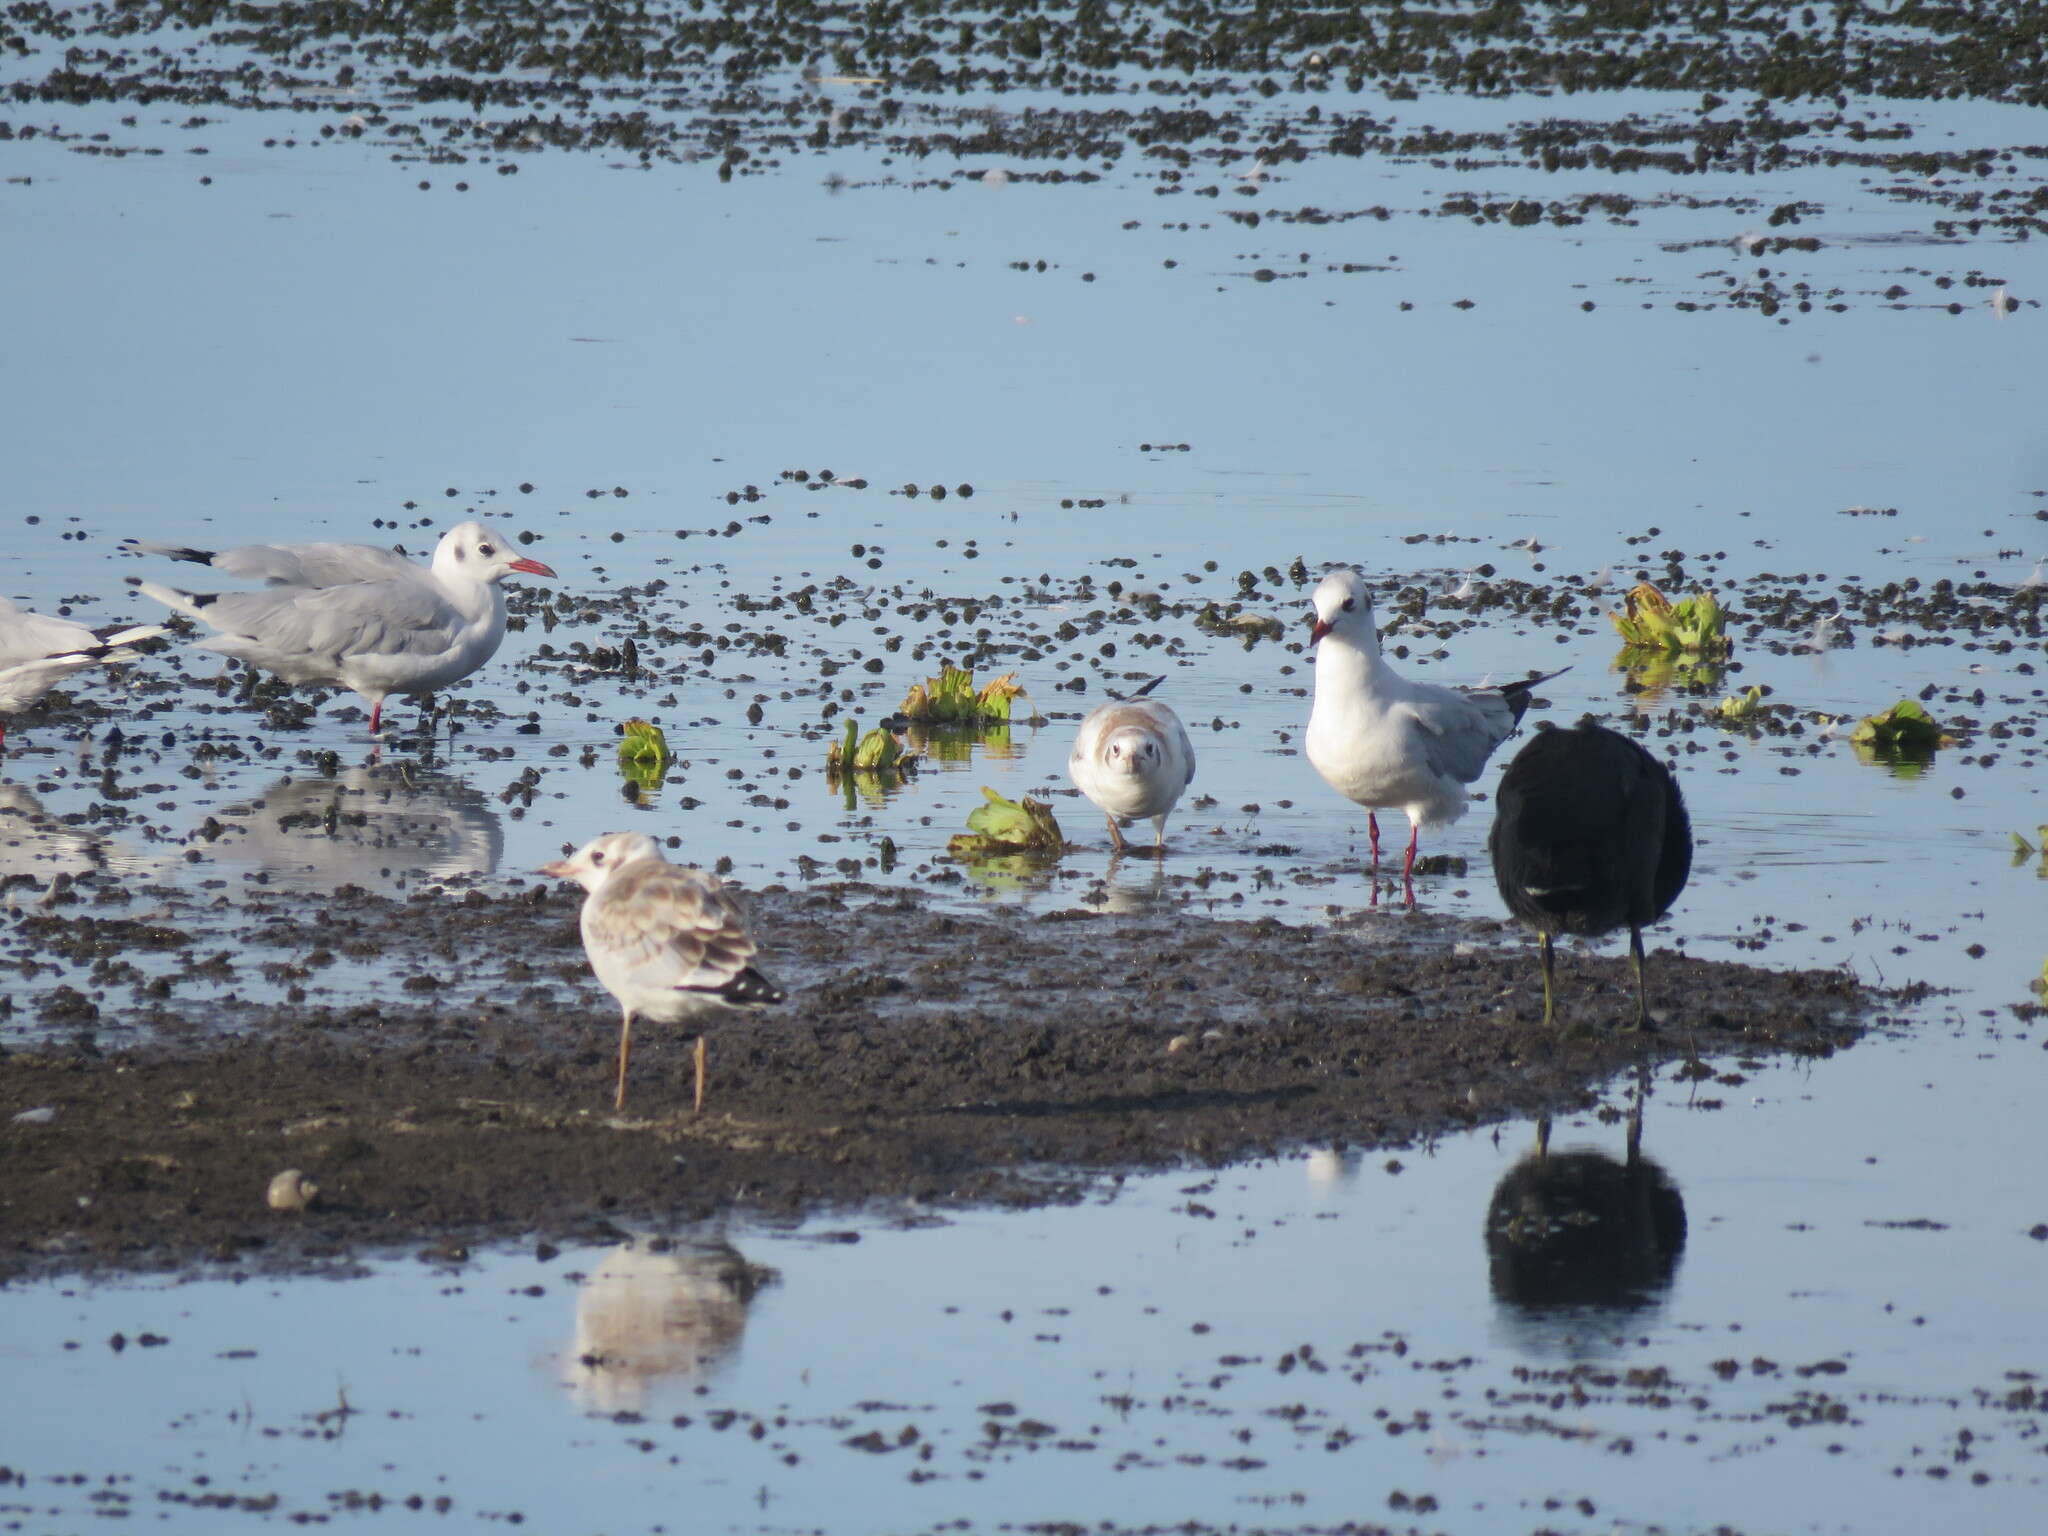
[{"x1": 1488, "y1": 721, "x2": 1691, "y2": 1029}]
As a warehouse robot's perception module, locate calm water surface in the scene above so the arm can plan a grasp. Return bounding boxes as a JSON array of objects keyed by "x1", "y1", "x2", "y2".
[{"x1": 4, "y1": 23, "x2": 2046, "y2": 1534}]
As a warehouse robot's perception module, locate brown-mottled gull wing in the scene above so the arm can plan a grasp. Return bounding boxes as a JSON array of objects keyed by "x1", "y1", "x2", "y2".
[{"x1": 584, "y1": 859, "x2": 759, "y2": 997}]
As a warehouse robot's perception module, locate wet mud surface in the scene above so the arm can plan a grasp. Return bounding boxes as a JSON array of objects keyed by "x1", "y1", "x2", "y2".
[
  {"x1": 5, "y1": 3, "x2": 2043, "y2": 317},
  {"x1": 1, "y1": 873, "x2": 1871, "y2": 1279}
]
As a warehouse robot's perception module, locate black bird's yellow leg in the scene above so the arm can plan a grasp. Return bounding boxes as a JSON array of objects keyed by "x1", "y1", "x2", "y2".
[
  {"x1": 1539, "y1": 932, "x2": 1557, "y2": 1027},
  {"x1": 1628, "y1": 924, "x2": 1655, "y2": 1032},
  {"x1": 693, "y1": 1034, "x2": 708, "y2": 1115}
]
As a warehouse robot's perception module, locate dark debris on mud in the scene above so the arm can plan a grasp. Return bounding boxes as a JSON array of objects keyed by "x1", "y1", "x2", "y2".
[{"x1": 1, "y1": 873, "x2": 1873, "y2": 1279}]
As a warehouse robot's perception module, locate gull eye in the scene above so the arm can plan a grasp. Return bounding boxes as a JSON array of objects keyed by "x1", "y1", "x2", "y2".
[
  {"x1": 591, "y1": 850, "x2": 606, "y2": 866},
  {"x1": 479, "y1": 544, "x2": 495, "y2": 557},
  {"x1": 1342, "y1": 597, "x2": 1356, "y2": 612}
]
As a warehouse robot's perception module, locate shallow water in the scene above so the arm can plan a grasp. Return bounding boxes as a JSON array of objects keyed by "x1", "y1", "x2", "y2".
[
  {"x1": 7, "y1": 1028, "x2": 2044, "y2": 1535},
  {"x1": 5, "y1": 7, "x2": 2047, "y2": 1532}
]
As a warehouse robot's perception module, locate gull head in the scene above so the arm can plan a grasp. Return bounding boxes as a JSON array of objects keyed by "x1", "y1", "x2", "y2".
[
  {"x1": 1101, "y1": 726, "x2": 1164, "y2": 779},
  {"x1": 1308, "y1": 568, "x2": 1375, "y2": 647},
  {"x1": 541, "y1": 830, "x2": 664, "y2": 892},
  {"x1": 435, "y1": 520, "x2": 558, "y2": 584}
]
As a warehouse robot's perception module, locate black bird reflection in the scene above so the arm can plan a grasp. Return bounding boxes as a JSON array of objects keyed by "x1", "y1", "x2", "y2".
[
  {"x1": 561, "y1": 1235, "x2": 775, "y2": 1414},
  {"x1": 1484, "y1": 1075, "x2": 1686, "y2": 1351}
]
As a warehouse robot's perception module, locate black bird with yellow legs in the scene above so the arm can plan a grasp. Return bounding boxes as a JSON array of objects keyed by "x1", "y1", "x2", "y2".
[{"x1": 1489, "y1": 721, "x2": 1692, "y2": 1031}]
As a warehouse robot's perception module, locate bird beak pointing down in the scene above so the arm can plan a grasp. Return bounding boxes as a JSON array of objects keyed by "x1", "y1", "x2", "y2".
[
  {"x1": 1309, "y1": 617, "x2": 1332, "y2": 646},
  {"x1": 509, "y1": 556, "x2": 557, "y2": 578}
]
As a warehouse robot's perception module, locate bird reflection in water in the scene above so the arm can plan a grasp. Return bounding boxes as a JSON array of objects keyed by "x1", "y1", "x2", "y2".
[
  {"x1": 0, "y1": 783, "x2": 170, "y2": 884},
  {"x1": 1483, "y1": 1071, "x2": 1686, "y2": 1355},
  {"x1": 562, "y1": 1235, "x2": 776, "y2": 1415},
  {"x1": 1081, "y1": 852, "x2": 1172, "y2": 914},
  {"x1": 194, "y1": 763, "x2": 503, "y2": 889}
]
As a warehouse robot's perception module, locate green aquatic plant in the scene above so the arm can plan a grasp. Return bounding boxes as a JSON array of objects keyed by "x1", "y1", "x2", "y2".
[
  {"x1": 899, "y1": 662, "x2": 1030, "y2": 723},
  {"x1": 1851, "y1": 699, "x2": 1951, "y2": 754},
  {"x1": 825, "y1": 718, "x2": 920, "y2": 809},
  {"x1": 1715, "y1": 684, "x2": 1768, "y2": 726},
  {"x1": 1849, "y1": 699, "x2": 1954, "y2": 778},
  {"x1": 825, "y1": 718, "x2": 910, "y2": 773},
  {"x1": 946, "y1": 786, "x2": 1064, "y2": 862},
  {"x1": 1610, "y1": 582, "x2": 1732, "y2": 658},
  {"x1": 616, "y1": 718, "x2": 671, "y2": 790}
]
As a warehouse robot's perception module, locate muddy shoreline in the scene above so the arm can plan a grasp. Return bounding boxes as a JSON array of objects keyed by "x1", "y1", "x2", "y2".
[{"x1": 1, "y1": 880, "x2": 1875, "y2": 1280}]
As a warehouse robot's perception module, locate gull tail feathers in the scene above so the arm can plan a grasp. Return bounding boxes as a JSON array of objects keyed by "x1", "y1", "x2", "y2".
[
  {"x1": 715, "y1": 968, "x2": 786, "y2": 1007},
  {"x1": 93, "y1": 623, "x2": 171, "y2": 651},
  {"x1": 1498, "y1": 665, "x2": 1572, "y2": 723},
  {"x1": 127, "y1": 577, "x2": 215, "y2": 622},
  {"x1": 121, "y1": 538, "x2": 216, "y2": 567}
]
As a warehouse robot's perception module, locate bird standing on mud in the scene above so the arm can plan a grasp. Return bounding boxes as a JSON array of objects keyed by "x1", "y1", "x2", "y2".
[
  {"x1": 127, "y1": 521, "x2": 556, "y2": 735},
  {"x1": 542, "y1": 831, "x2": 785, "y2": 1113},
  {"x1": 1304, "y1": 567, "x2": 1563, "y2": 893},
  {"x1": 1488, "y1": 721, "x2": 1692, "y2": 1031},
  {"x1": 0, "y1": 598, "x2": 166, "y2": 751},
  {"x1": 1067, "y1": 676, "x2": 1196, "y2": 855}
]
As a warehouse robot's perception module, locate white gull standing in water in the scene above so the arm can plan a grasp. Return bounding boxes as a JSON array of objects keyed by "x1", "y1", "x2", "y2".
[
  {"x1": 1067, "y1": 676, "x2": 1196, "y2": 855},
  {"x1": 1304, "y1": 568, "x2": 1564, "y2": 893},
  {"x1": 0, "y1": 598, "x2": 166, "y2": 751},
  {"x1": 127, "y1": 520, "x2": 555, "y2": 734},
  {"x1": 542, "y1": 832, "x2": 785, "y2": 1114}
]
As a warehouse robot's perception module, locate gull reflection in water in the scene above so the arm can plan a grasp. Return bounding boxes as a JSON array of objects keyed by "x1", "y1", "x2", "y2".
[
  {"x1": 0, "y1": 784, "x2": 171, "y2": 885},
  {"x1": 196, "y1": 764, "x2": 503, "y2": 889},
  {"x1": 562, "y1": 1236, "x2": 776, "y2": 1415},
  {"x1": 1483, "y1": 1072, "x2": 1686, "y2": 1358},
  {"x1": 1080, "y1": 854, "x2": 1172, "y2": 914},
  {"x1": 1304, "y1": 1143, "x2": 1363, "y2": 1194}
]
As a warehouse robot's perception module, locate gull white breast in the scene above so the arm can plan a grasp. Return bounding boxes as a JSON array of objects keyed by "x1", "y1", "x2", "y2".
[
  {"x1": 542, "y1": 831, "x2": 784, "y2": 1113},
  {"x1": 1066, "y1": 676, "x2": 1196, "y2": 855},
  {"x1": 1304, "y1": 568, "x2": 1564, "y2": 886}
]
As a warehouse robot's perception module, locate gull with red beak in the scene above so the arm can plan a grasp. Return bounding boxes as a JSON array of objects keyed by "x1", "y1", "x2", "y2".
[
  {"x1": 1304, "y1": 567, "x2": 1564, "y2": 893},
  {"x1": 129, "y1": 520, "x2": 556, "y2": 733},
  {"x1": 542, "y1": 832, "x2": 786, "y2": 1114}
]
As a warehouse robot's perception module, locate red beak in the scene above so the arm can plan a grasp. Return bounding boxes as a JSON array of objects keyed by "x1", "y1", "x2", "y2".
[
  {"x1": 508, "y1": 556, "x2": 557, "y2": 578},
  {"x1": 1309, "y1": 618, "x2": 1331, "y2": 645}
]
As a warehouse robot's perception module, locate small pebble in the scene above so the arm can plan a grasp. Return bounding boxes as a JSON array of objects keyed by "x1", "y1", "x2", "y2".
[{"x1": 267, "y1": 1169, "x2": 320, "y2": 1212}]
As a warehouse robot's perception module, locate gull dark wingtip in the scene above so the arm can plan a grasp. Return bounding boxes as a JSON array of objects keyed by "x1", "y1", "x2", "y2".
[{"x1": 720, "y1": 968, "x2": 786, "y2": 1007}]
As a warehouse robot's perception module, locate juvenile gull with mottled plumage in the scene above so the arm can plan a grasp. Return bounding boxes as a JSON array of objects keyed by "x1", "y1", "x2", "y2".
[{"x1": 542, "y1": 831, "x2": 785, "y2": 1113}]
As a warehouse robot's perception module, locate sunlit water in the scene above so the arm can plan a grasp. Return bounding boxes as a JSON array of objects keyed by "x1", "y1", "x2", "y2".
[
  {"x1": 4, "y1": 31, "x2": 2047, "y2": 1536},
  {"x1": 6, "y1": 1033, "x2": 2045, "y2": 1535}
]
